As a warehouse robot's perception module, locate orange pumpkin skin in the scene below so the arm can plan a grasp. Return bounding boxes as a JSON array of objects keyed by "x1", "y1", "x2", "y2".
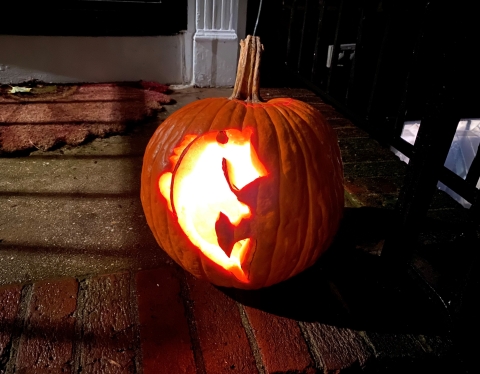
[{"x1": 141, "y1": 97, "x2": 343, "y2": 289}]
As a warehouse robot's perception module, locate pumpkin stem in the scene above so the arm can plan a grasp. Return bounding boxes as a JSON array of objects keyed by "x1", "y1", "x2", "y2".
[{"x1": 229, "y1": 35, "x2": 263, "y2": 103}]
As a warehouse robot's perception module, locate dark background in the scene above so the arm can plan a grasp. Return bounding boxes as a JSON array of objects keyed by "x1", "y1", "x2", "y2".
[{"x1": 0, "y1": 0, "x2": 187, "y2": 36}]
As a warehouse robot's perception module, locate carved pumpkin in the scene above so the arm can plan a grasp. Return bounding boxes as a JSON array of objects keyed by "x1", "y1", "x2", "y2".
[{"x1": 141, "y1": 36, "x2": 344, "y2": 289}]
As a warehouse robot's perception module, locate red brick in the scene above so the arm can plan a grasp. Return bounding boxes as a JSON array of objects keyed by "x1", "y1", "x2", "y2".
[
  {"x1": 335, "y1": 127, "x2": 370, "y2": 139},
  {"x1": 344, "y1": 178, "x2": 370, "y2": 196},
  {"x1": 309, "y1": 102, "x2": 334, "y2": 111},
  {"x1": 287, "y1": 88, "x2": 318, "y2": 98},
  {"x1": 136, "y1": 267, "x2": 196, "y2": 374},
  {"x1": 353, "y1": 193, "x2": 398, "y2": 209},
  {"x1": 262, "y1": 90, "x2": 289, "y2": 99},
  {"x1": 15, "y1": 278, "x2": 77, "y2": 374},
  {"x1": 78, "y1": 272, "x2": 137, "y2": 374},
  {"x1": 343, "y1": 160, "x2": 406, "y2": 178},
  {"x1": 300, "y1": 322, "x2": 372, "y2": 372},
  {"x1": 341, "y1": 145, "x2": 398, "y2": 164},
  {"x1": 262, "y1": 88, "x2": 317, "y2": 99},
  {"x1": 187, "y1": 275, "x2": 258, "y2": 374},
  {"x1": 344, "y1": 176, "x2": 402, "y2": 196},
  {"x1": 293, "y1": 96, "x2": 325, "y2": 104},
  {"x1": 0, "y1": 285, "x2": 22, "y2": 366},
  {"x1": 328, "y1": 118, "x2": 355, "y2": 129},
  {"x1": 244, "y1": 306, "x2": 315, "y2": 374},
  {"x1": 345, "y1": 192, "x2": 363, "y2": 208}
]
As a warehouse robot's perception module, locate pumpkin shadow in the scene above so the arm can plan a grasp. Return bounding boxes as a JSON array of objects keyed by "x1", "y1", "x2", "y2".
[{"x1": 221, "y1": 207, "x2": 451, "y2": 335}]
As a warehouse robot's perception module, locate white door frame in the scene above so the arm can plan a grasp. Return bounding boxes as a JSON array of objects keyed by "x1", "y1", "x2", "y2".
[
  {"x1": 0, "y1": 1, "x2": 247, "y2": 86},
  {"x1": 189, "y1": 0, "x2": 247, "y2": 87}
]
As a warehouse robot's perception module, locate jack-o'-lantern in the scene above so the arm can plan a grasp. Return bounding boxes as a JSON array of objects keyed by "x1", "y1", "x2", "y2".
[{"x1": 141, "y1": 36, "x2": 343, "y2": 289}]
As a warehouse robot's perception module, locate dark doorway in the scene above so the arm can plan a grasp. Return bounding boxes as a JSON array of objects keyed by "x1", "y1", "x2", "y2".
[{"x1": 1, "y1": 0, "x2": 187, "y2": 36}]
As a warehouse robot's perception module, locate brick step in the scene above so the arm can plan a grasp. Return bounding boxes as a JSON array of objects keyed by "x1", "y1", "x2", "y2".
[
  {"x1": 0, "y1": 265, "x2": 456, "y2": 373},
  {"x1": 1, "y1": 273, "x2": 140, "y2": 374}
]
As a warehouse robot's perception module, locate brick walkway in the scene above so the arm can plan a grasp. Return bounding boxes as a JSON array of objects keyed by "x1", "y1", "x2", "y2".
[
  {"x1": 0, "y1": 88, "x2": 465, "y2": 373},
  {"x1": 0, "y1": 269, "x2": 457, "y2": 374}
]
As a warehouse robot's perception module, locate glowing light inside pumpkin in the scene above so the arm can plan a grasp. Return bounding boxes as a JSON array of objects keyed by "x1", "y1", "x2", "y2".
[{"x1": 159, "y1": 129, "x2": 267, "y2": 282}]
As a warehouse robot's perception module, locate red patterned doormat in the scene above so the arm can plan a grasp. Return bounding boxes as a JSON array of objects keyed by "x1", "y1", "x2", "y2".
[{"x1": 0, "y1": 82, "x2": 170, "y2": 155}]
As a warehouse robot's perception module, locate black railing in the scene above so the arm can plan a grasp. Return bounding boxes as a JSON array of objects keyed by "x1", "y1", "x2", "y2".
[{"x1": 280, "y1": 0, "x2": 480, "y2": 254}]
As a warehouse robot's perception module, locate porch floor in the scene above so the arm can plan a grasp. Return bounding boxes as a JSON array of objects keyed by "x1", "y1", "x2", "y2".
[{"x1": 0, "y1": 87, "x2": 473, "y2": 373}]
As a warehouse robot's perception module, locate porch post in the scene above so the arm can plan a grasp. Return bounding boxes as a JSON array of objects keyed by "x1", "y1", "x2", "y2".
[{"x1": 192, "y1": 0, "x2": 247, "y2": 87}]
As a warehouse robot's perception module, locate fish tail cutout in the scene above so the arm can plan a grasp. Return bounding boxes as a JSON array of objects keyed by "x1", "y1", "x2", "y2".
[
  {"x1": 215, "y1": 211, "x2": 236, "y2": 257},
  {"x1": 232, "y1": 176, "x2": 265, "y2": 212}
]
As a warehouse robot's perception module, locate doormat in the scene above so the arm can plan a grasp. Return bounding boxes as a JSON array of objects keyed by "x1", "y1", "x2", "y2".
[{"x1": 0, "y1": 81, "x2": 171, "y2": 155}]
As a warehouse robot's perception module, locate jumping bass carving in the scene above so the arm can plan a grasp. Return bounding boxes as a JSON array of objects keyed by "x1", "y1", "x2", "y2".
[
  {"x1": 140, "y1": 36, "x2": 344, "y2": 289},
  {"x1": 158, "y1": 128, "x2": 267, "y2": 283}
]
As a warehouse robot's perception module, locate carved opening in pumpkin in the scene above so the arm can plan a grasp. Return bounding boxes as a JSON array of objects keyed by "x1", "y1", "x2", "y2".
[{"x1": 158, "y1": 128, "x2": 268, "y2": 282}]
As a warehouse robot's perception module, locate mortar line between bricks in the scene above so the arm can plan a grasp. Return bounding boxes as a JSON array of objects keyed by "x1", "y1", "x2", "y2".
[
  {"x1": 236, "y1": 302, "x2": 265, "y2": 374},
  {"x1": 411, "y1": 335, "x2": 430, "y2": 354},
  {"x1": 129, "y1": 271, "x2": 143, "y2": 374},
  {"x1": 297, "y1": 321, "x2": 325, "y2": 372},
  {"x1": 180, "y1": 274, "x2": 206, "y2": 374},
  {"x1": 342, "y1": 160, "x2": 402, "y2": 166},
  {"x1": 5, "y1": 283, "x2": 33, "y2": 374},
  {"x1": 72, "y1": 277, "x2": 87, "y2": 374},
  {"x1": 406, "y1": 333, "x2": 429, "y2": 353},
  {"x1": 357, "y1": 331, "x2": 378, "y2": 358},
  {"x1": 344, "y1": 190, "x2": 363, "y2": 208}
]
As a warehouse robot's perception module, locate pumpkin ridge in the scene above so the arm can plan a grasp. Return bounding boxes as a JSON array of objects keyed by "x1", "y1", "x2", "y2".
[
  {"x1": 144, "y1": 177, "x2": 182, "y2": 268},
  {"x1": 144, "y1": 106, "x2": 183, "y2": 162},
  {"x1": 142, "y1": 136, "x2": 173, "y2": 262},
  {"x1": 261, "y1": 104, "x2": 291, "y2": 285},
  {"x1": 247, "y1": 105, "x2": 281, "y2": 287},
  {"x1": 275, "y1": 105, "x2": 325, "y2": 276},
  {"x1": 157, "y1": 100, "x2": 222, "y2": 275},
  {"x1": 157, "y1": 100, "x2": 206, "y2": 147},
  {"x1": 230, "y1": 98, "x2": 294, "y2": 109},
  {"x1": 296, "y1": 109, "x2": 328, "y2": 272},
  {"x1": 158, "y1": 99, "x2": 215, "y2": 170},
  {"x1": 205, "y1": 98, "x2": 236, "y2": 131},
  {"x1": 160, "y1": 208, "x2": 182, "y2": 267},
  {"x1": 161, "y1": 99, "x2": 216, "y2": 165},
  {"x1": 265, "y1": 104, "x2": 310, "y2": 284},
  {"x1": 272, "y1": 104, "x2": 314, "y2": 278},
  {"x1": 182, "y1": 98, "x2": 228, "y2": 142},
  {"x1": 223, "y1": 100, "x2": 249, "y2": 133},
  {"x1": 289, "y1": 102, "x2": 344, "y2": 198},
  {"x1": 285, "y1": 103, "x2": 343, "y2": 263}
]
